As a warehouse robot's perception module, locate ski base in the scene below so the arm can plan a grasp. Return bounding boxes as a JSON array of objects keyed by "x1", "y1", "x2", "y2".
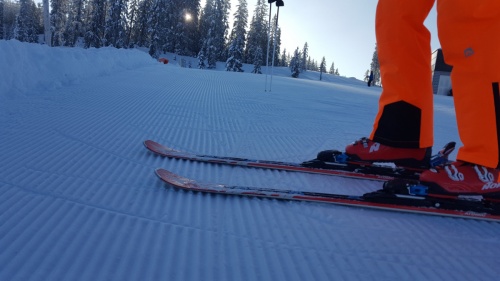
[{"x1": 155, "y1": 168, "x2": 500, "y2": 222}]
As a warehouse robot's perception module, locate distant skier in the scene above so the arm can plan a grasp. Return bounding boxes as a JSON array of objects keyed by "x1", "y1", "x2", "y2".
[
  {"x1": 367, "y1": 70, "x2": 374, "y2": 87},
  {"x1": 343, "y1": 0, "x2": 500, "y2": 199}
]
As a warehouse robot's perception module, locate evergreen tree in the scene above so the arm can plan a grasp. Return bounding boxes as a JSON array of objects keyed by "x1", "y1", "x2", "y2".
[
  {"x1": 50, "y1": 0, "x2": 69, "y2": 46},
  {"x1": 319, "y1": 56, "x2": 326, "y2": 81},
  {"x1": 0, "y1": 0, "x2": 4, "y2": 39},
  {"x1": 65, "y1": 0, "x2": 86, "y2": 46},
  {"x1": 251, "y1": 46, "x2": 263, "y2": 74},
  {"x1": 104, "y1": 0, "x2": 128, "y2": 48},
  {"x1": 213, "y1": 0, "x2": 230, "y2": 60},
  {"x1": 181, "y1": 0, "x2": 201, "y2": 56},
  {"x1": 300, "y1": 42, "x2": 308, "y2": 72},
  {"x1": 197, "y1": 49, "x2": 206, "y2": 69},
  {"x1": 206, "y1": 38, "x2": 218, "y2": 68},
  {"x1": 200, "y1": 0, "x2": 230, "y2": 67},
  {"x1": 125, "y1": 0, "x2": 139, "y2": 47},
  {"x1": 280, "y1": 48, "x2": 287, "y2": 67},
  {"x1": 245, "y1": 0, "x2": 267, "y2": 64},
  {"x1": 226, "y1": 37, "x2": 243, "y2": 72},
  {"x1": 225, "y1": 0, "x2": 247, "y2": 72},
  {"x1": 370, "y1": 43, "x2": 381, "y2": 85},
  {"x1": 364, "y1": 69, "x2": 370, "y2": 83},
  {"x1": 148, "y1": 0, "x2": 170, "y2": 57},
  {"x1": 129, "y1": 0, "x2": 153, "y2": 47},
  {"x1": 15, "y1": 0, "x2": 39, "y2": 43},
  {"x1": 329, "y1": 62, "x2": 335, "y2": 74},
  {"x1": 290, "y1": 47, "x2": 301, "y2": 78},
  {"x1": 84, "y1": 0, "x2": 106, "y2": 48},
  {"x1": 2, "y1": 0, "x2": 19, "y2": 39},
  {"x1": 227, "y1": 0, "x2": 247, "y2": 60},
  {"x1": 198, "y1": 0, "x2": 212, "y2": 49},
  {"x1": 268, "y1": 13, "x2": 281, "y2": 66},
  {"x1": 311, "y1": 59, "x2": 318, "y2": 71}
]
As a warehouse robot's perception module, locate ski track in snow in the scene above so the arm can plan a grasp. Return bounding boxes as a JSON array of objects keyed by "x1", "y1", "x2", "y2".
[{"x1": 1, "y1": 42, "x2": 500, "y2": 281}]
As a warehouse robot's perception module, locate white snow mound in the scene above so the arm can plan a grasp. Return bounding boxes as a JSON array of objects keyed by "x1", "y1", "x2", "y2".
[{"x1": 0, "y1": 40, "x2": 156, "y2": 101}]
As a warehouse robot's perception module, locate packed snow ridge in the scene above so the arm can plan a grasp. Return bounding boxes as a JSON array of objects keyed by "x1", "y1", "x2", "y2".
[{"x1": 0, "y1": 40, "x2": 157, "y2": 101}]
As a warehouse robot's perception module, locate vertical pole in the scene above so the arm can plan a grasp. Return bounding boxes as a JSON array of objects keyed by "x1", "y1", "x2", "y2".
[
  {"x1": 265, "y1": 1, "x2": 275, "y2": 92},
  {"x1": 269, "y1": 6, "x2": 280, "y2": 92}
]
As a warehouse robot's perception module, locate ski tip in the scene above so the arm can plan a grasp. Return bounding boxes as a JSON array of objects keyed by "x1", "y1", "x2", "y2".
[
  {"x1": 144, "y1": 139, "x2": 162, "y2": 150},
  {"x1": 155, "y1": 168, "x2": 196, "y2": 188},
  {"x1": 144, "y1": 140, "x2": 180, "y2": 153},
  {"x1": 143, "y1": 139, "x2": 154, "y2": 148}
]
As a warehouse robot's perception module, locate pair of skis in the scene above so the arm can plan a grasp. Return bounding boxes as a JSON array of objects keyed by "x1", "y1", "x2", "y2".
[{"x1": 144, "y1": 140, "x2": 500, "y2": 222}]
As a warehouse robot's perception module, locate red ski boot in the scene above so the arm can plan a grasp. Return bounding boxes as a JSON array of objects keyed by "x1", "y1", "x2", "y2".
[
  {"x1": 345, "y1": 138, "x2": 431, "y2": 168},
  {"x1": 420, "y1": 161, "x2": 500, "y2": 201}
]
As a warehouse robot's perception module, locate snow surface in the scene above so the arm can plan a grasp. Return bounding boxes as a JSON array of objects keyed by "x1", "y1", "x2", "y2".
[{"x1": 1, "y1": 40, "x2": 500, "y2": 281}]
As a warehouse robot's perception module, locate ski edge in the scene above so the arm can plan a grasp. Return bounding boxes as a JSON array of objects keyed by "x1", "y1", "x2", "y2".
[{"x1": 155, "y1": 168, "x2": 500, "y2": 222}]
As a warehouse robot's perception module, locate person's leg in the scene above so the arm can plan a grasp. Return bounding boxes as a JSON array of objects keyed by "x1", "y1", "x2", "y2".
[
  {"x1": 418, "y1": 0, "x2": 500, "y2": 197},
  {"x1": 437, "y1": 0, "x2": 500, "y2": 168},
  {"x1": 345, "y1": 0, "x2": 435, "y2": 167},
  {"x1": 370, "y1": 0, "x2": 435, "y2": 149}
]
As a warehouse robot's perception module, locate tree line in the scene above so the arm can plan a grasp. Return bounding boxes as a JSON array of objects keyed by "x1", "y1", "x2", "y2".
[{"x1": 1, "y1": 0, "x2": 347, "y2": 77}]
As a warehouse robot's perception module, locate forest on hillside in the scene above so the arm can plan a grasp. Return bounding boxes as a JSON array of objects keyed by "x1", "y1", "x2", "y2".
[{"x1": 1, "y1": 0, "x2": 382, "y2": 80}]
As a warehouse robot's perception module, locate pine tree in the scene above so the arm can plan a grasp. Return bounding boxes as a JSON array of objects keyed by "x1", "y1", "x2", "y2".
[
  {"x1": 227, "y1": 0, "x2": 247, "y2": 60},
  {"x1": 2, "y1": 1, "x2": 17, "y2": 39},
  {"x1": 84, "y1": 0, "x2": 106, "y2": 48},
  {"x1": 51, "y1": 0, "x2": 69, "y2": 46},
  {"x1": 148, "y1": 0, "x2": 170, "y2": 58},
  {"x1": 197, "y1": 49, "x2": 206, "y2": 69},
  {"x1": 65, "y1": 0, "x2": 86, "y2": 46},
  {"x1": 181, "y1": 0, "x2": 201, "y2": 56},
  {"x1": 206, "y1": 39, "x2": 218, "y2": 69},
  {"x1": 300, "y1": 42, "x2": 308, "y2": 72},
  {"x1": 290, "y1": 47, "x2": 301, "y2": 78},
  {"x1": 329, "y1": 62, "x2": 335, "y2": 74},
  {"x1": 0, "y1": 0, "x2": 4, "y2": 39},
  {"x1": 14, "y1": 0, "x2": 38, "y2": 43},
  {"x1": 309, "y1": 59, "x2": 318, "y2": 71},
  {"x1": 105, "y1": 0, "x2": 128, "y2": 48},
  {"x1": 129, "y1": 0, "x2": 153, "y2": 47},
  {"x1": 280, "y1": 48, "x2": 287, "y2": 67},
  {"x1": 200, "y1": 0, "x2": 230, "y2": 68},
  {"x1": 213, "y1": 0, "x2": 230, "y2": 60},
  {"x1": 364, "y1": 69, "x2": 370, "y2": 82},
  {"x1": 125, "y1": 0, "x2": 139, "y2": 47},
  {"x1": 226, "y1": 37, "x2": 243, "y2": 72},
  {"x1": 163, "y1": 0, "x2": 201, "y2": 55},
  {"x1": 268, "y1": 14, "x2": 281, "y2": 66},
  {"x1": 319, "y1": 56, "x2": 326, "y2": 81},
  {"x1": 370, "y1": 43, "x2": 381, "y2": 86},
  {"x1": 245, "y1": 0, "x2": 267, "y2": 64},
  {"x1": 251, "y1": 46, "x2": 263, "y2": 74}
]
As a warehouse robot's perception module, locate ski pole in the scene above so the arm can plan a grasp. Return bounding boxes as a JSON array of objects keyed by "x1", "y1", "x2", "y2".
[
  {"x1": 265, "y1": 0, "x2": 276, "y2": 92},
  {"x1": 269, "y1": 0, "x2": 284, "y2": 92}
]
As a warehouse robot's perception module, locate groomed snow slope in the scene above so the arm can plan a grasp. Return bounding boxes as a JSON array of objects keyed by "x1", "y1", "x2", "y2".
[{"x1": 1, "y1": 40, "x2": 500, "y2": 281}]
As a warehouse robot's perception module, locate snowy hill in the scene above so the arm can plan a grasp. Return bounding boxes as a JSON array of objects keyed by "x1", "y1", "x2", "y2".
[{"x1": 1, "y1": 40, "x2": 500, "y2": 281}]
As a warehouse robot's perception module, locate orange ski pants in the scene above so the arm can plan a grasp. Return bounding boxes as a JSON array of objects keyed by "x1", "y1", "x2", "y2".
[{"x1": 371, "y1": 0, "x2": 500, "y2": 168}]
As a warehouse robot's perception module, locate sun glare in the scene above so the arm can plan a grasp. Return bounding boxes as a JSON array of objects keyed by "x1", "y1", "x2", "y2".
[{"x1": 185, "y1": 13, "x2": 192, "y2": 22}]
